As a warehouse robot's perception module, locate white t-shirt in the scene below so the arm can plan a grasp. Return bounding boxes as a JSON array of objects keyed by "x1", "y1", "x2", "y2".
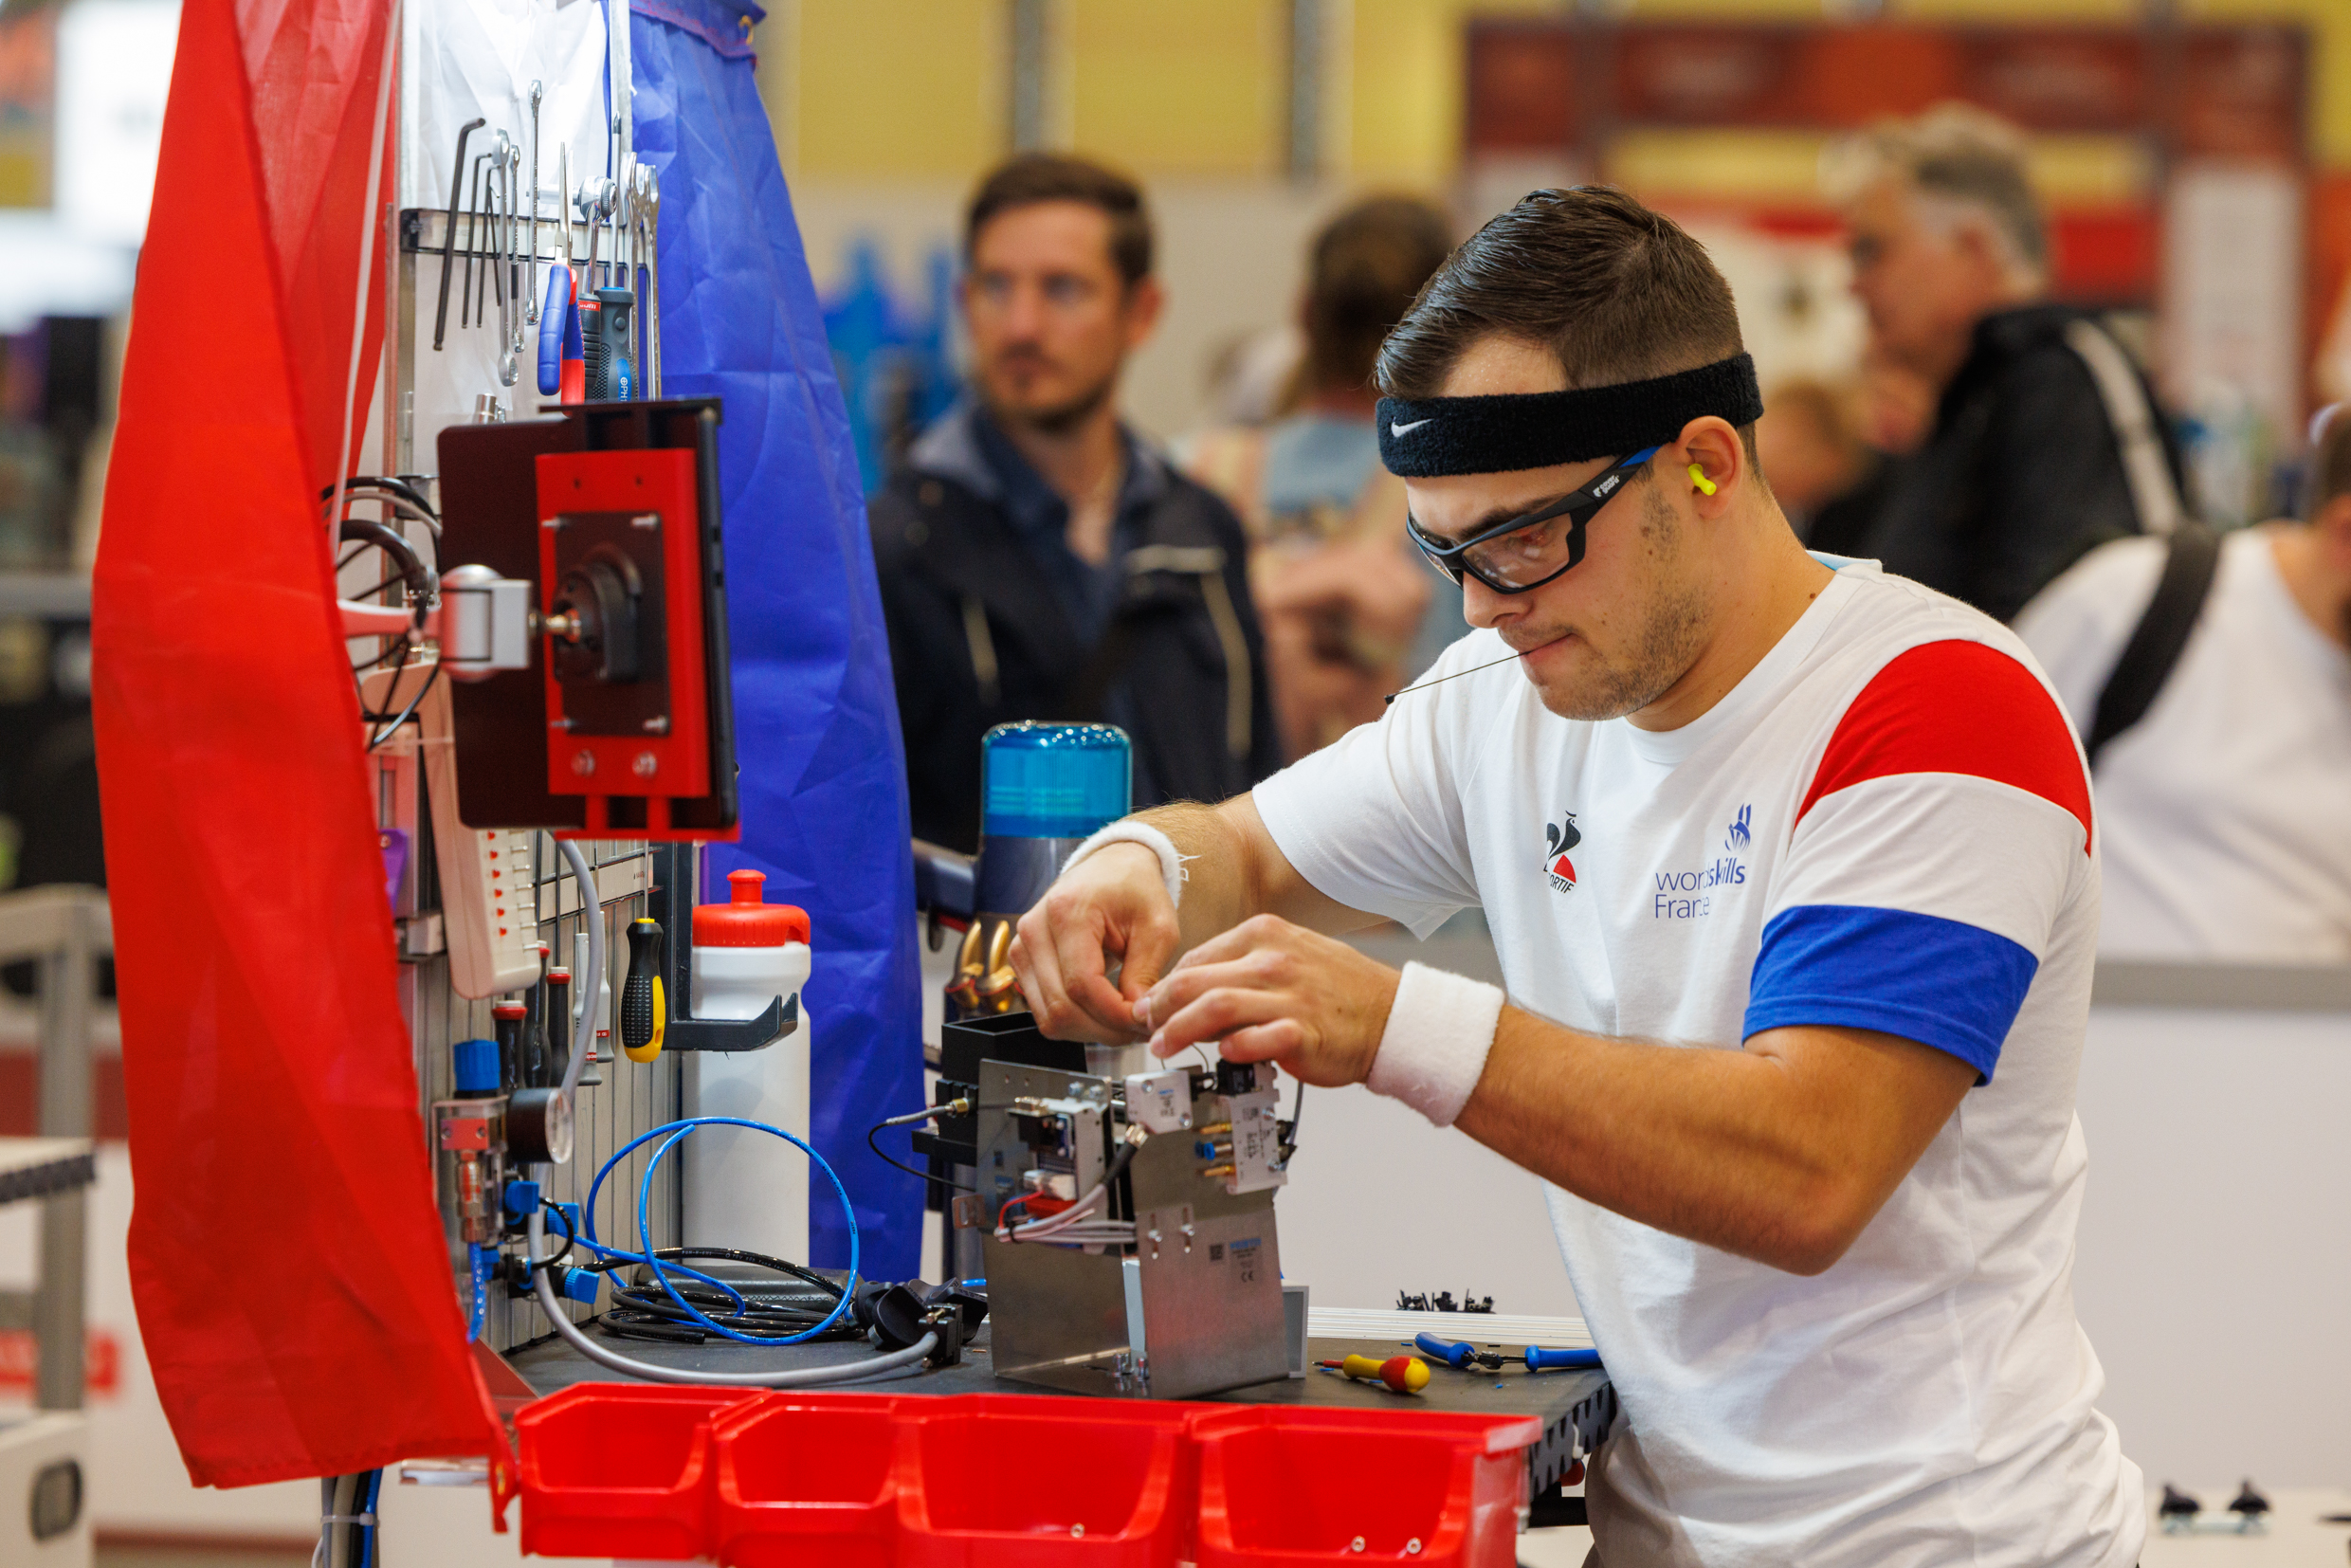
[
  {"x1": 2014, "y1": 524, "x2": 2351, "y2": 959},
  {"x1": 1254, "y1": 560, "x2": 2141, "y2": 1568}
]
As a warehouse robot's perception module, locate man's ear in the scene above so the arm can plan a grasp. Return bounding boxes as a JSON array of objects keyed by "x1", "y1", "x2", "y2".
[
  {"x1": 1675, "y1": 417, "x2": 1746, "y2": 519},
  {"x1": 1121, "y1": 275, "x2": 1166, "y2": 351}
]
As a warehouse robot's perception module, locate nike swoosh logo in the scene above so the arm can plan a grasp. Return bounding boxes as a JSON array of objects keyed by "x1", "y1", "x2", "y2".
[{"x1": 1389, "y1": 419, "x2": 1432, "y2": 437}]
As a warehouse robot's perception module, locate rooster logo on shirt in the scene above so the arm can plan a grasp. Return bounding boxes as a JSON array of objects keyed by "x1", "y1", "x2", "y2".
[{"x1": 1543, "y1": 812, "x2": 1580, "y2": 893}]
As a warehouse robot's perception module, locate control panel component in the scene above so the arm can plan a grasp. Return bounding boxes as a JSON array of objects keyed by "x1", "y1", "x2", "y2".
[
  {"x1": 436, "y1": 1039, "x2": 507, "y2": 1247},
  {"x1": 436, "y1": 400, "x2": 740, "y2": 840},
  {"x1": 978, "y1": 1044, "x2": 1297, "y2": 1402},
  {"x1": 1123, "y1": 1067, "x2": 1194, "y2": 1135},
  {"x1": 1212, "y1": 1066, "x2": 1289, "y2": 1197},
  {"x1": 421, "y1": 667, "x2": 542, "y2": 998}
]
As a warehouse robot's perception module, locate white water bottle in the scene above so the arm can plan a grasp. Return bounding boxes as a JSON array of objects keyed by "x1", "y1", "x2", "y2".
[{"x1": 683, "y1": 869, "x2": 814, "y2": 1262}]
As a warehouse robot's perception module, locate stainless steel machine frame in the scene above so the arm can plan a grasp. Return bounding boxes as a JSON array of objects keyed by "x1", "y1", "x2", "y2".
[{"x1": 978, "y1": 1059, "x2": 1290, "y2": 1400}]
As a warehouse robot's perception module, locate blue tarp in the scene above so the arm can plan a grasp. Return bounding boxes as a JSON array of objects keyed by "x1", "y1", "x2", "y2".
[{"x1": 630, "y1": 0, "x2": 923, "y2": 1277}]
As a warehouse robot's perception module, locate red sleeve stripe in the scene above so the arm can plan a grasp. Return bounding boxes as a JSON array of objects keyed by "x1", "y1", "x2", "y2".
[{"x1": 1797, "y1": 639, "x2": 2093, "y2": 851}]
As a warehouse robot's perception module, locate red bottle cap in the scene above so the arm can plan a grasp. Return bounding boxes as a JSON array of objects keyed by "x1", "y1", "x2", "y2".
[{"x1": 694, "y1": 869, "x2": 811, "y2": 948}]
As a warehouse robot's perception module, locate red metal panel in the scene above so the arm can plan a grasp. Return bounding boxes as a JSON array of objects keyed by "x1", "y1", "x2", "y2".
[
  {"x1": 1464, "y1": 23, "x2": 1581, "y2": 153},
  {"x1": 537, "y1": 446, "x2": 713, "y2": 805}
]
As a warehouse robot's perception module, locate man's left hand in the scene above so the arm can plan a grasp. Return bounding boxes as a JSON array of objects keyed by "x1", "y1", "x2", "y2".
[{"x1": 1133, "y1": 915, "x2": 1400, "y2": 1087}]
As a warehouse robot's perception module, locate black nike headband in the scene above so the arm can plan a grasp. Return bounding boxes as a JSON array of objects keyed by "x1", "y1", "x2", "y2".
[{"x1": 1376, "y1": 352, "x2": 1764, "y2": 478}]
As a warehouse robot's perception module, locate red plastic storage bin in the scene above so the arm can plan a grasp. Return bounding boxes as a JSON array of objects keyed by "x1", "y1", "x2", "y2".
[
  {"x1": 894, "y1": 1395, "x2": 1194, "y2": 1568},
  {"x1": 515, "y1": 1381, "x2": 752, "y2": 1560},
  {"x1": 1188, "y1": 1407, "x2": 1541, "y2": 1568},
  {"x1": 710, "y1": 1392, "x2": 905, "y2": 1568}
]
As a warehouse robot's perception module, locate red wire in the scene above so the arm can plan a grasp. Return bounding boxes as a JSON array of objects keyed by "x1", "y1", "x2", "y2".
[{"x1": 1000, "y1": 1189, "x2": 1075, "y2": 1227}]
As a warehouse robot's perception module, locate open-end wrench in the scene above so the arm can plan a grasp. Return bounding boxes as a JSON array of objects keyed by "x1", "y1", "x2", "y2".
[
  {"x1": 476, "y1": 135, "x2": 510, "y2": 329},
  {"x1": 526, "y1": 82, "x2": 543, "y2": 326},
  {"x1": 462, "y1": 151, "x2": 489, "y2": 327},
  {"x1": 485, "y1": 135, "x2": 508, "y2": 319},
  {"x1": 634, "y1": 162, "x2": 661, "y2": 396},
  {"x1": 431, "y1": 117, "x2": 485, "y2": 350}
]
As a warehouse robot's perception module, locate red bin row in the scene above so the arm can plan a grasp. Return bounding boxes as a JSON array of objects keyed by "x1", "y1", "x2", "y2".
[{"x1": 514, "y1": 1382, "x2": 1543, "y2": 1566}]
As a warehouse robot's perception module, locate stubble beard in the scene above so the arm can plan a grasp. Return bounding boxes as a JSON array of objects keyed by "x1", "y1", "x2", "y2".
[
  {"x1": 984, "y1": 360, "x2": 1121, "y2": 437},
  {"x1": 1526, "y1": 481, "x2": 1710, "y2": 722}
]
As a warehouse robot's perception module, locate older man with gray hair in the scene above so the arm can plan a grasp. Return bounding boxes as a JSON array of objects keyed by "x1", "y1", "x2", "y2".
[{"x1": 1831, "y1": 104, "x2": 2187, "y2": 622}]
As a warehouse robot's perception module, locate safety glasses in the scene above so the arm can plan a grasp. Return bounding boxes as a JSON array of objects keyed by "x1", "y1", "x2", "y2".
[{"x1": 1406, "y1": 446, "x2": 1660, "y2": 594}]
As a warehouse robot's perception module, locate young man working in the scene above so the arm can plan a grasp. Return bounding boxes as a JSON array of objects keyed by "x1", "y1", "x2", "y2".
[{"x1": 1013, "y1": 190, "x2": 2141, "y2": 1566}]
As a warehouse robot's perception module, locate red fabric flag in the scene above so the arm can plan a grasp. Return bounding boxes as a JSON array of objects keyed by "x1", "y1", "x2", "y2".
[{"x1": 89, "y1": 0, "x2": 511, "y2": 1495}]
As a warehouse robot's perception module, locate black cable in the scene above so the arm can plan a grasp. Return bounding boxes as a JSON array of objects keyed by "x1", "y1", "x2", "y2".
[
  {"x1": 586, "y1": 1246, "x2": 862, "y2": 1343},
  {"x1": 322, "y1": 475, "x2": 435, "y2": 515},
  {"x1": 352, "y1": 634, "x2": 414, "y2": 681},
  {"x1": 536, "y1": 1197, "x2": 575, "y2": 1271},
  {"x1": 337, "y1": 517, "x2": 429, "y2": 604},
  {"x1": 866, "y1": 1117, "x2": 976, "y2": 1195},
  {"x1": 579, "y1": 1245, "x2": 844, "y2": 1301},
  {"x1": 367, "y1": 658, "x2": 441, "y2": 751}
]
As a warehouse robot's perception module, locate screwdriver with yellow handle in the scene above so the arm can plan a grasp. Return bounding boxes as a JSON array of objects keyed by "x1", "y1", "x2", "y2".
[
  {"x1": 1317, "y1": 1354, "x2": 1431, "y2": 1394},
  {"x1": 619, "y1": 917, "x2": 666, "y2": 1063}
]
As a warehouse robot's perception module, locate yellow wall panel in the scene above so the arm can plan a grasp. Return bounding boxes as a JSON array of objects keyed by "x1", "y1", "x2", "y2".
[
  {"x1": 1066, "y1": 0, "x2": 1281, "y2": 175},
  {"x1": 1606, "y1": 126, "x2": 2151, "y2": 207},
  {"x1": 786, "y1": 0, "x2": 1003, "y2": 179},
  {"x1": 764, "y1": 0, "x2": 2351, "y2": 184},
  {"x1": 1348, "y1": 0, "x2": 1549, "y2": 186}
]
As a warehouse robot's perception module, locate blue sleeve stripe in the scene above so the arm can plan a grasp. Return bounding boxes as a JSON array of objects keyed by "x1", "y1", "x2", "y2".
[{"x1": 1742, "y1": 904, "x2": 2037, "y2": 1084}]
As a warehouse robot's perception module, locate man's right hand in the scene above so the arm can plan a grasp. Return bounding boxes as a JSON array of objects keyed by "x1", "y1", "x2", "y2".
[{"x1": 1010, "y1": 842, "x2": 1182, "y2": 1042}]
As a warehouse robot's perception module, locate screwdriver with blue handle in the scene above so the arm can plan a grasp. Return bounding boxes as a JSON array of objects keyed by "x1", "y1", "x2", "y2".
[
  {"x1": 619, "y1": 918, "x2": 665, "y2": 1063},
  {"x1": 1525, "y1": 1344, "x2": 1603, "y2": 1371},
  {"x1": 1415, "y1": 1331, "x2": 1506, "y2": 1372}
]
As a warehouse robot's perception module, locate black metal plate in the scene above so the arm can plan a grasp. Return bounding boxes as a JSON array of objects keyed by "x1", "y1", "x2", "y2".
[{"x1": 437, "y1": 399, "x2": 737, "y2": 833}]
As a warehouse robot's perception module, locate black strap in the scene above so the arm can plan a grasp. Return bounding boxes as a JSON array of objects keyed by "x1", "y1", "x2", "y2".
[{"x1": 2085, "y1": 524, "x2": 2222, "y2": 767}]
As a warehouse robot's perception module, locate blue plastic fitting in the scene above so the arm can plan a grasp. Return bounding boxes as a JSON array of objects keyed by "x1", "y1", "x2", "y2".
[
  {"x1": 556, "y1": 1266, "x2": 601, "y2": 1305},
  {"x1": 501, "y1": 1179, "x2": 541, "y2": 1222},
  {"x1": 452, "y1": 1038, "x2": 500, "y2": 1097}
]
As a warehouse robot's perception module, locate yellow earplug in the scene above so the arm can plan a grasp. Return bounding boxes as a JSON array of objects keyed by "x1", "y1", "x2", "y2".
[{"x1": 1688, "y1": 464, "x2": 1717, "y2": 497}]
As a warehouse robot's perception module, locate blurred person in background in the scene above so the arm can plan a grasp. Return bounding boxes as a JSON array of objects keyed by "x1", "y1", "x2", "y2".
[
  {"x1": 1831, "y1": 104, "x2": 2187, "y2": 622},
  {"x1": 1759, "y1": 355, "x2": 1938, "y2": 557},
  {"x1": 869, "y1": 154, "x2": 1280, "y2": 852},
  {"x1": 1756, "y1": 377, "x2": 1869, "y2": 548},
  {"x1": 2014, "y1": 406, "x2": 2351, "y2": 961},
  {"x1": 1186, "y1": 194, "x2": 1456, "y2": 758}
]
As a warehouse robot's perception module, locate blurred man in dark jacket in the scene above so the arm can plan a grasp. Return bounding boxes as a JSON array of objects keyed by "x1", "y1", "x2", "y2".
[
  {"x1": 870, "y1": 155, "x2": 1280, "y2": 852},
  {"x1": 1832, "y1": 104, "x2": 2187, "y2": 622}
]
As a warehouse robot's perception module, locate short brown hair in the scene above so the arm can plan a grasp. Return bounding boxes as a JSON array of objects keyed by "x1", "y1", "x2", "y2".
[
  {"x1": 1302, "y1": 195, "x2": 1454, "y2": 396},
  {"x1": 965, "y1": 153, "x2": 1154, "y2": 288},
  {"x1": 1376, "y1": 187, "x2": 1744, "y2": 400}
]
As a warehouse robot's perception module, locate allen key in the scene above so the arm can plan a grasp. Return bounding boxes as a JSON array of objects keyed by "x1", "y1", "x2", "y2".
[{"x1": 431, "y1": 118, "x2": 485, "y2": 351}]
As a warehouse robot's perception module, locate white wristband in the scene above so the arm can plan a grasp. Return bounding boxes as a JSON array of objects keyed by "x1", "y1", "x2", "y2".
[
  {"x1": 1366, "y1": 962, "x2": 1505, "y2": 1128},
  {"x1": 1061, "y1": 821, "x2": 1187, "y2": 910}
]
